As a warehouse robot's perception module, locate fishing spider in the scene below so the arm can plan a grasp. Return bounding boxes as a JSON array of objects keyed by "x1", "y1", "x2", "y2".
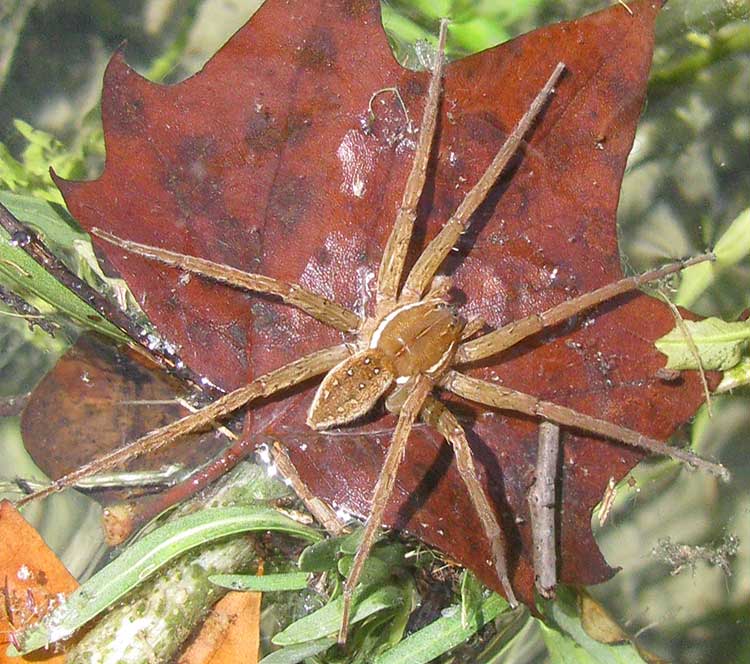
[{"x1": 24, "y1": 20, "x2": 727, "y2": 643}]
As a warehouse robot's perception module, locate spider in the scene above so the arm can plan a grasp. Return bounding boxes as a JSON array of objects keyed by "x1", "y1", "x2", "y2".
[{"x1": 21, "y1": 19, "x2": 728, "y2": 644}]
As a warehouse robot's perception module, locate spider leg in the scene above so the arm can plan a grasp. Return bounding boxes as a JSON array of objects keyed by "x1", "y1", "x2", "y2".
[
  {"x1": 456, "y1": 252, "x2": 715, "y2": 364},
  {"x1": 375, "y1": 19, "x2": 448, "y2": 310},
  {"x1": 270, "y1": 442, "x2": 348, "y2": 536},
  {"x1": 93, "y1": 228, "x2": 361, "y2": 333},
  {"x1": 16, "y1": 344, "x2": 351, "y2": 506},
  {"x1": 421, "y1": 395, "x2": 518, "y2": 607},
  {"x1": 338, "y1": 374, "x2": 432, "y2": 644},
  {"x1": 528, "y1": 421, "x2": 560, "y2": 598},
  {"x1": 425, "y1": 274, "x2": 452, "y2": 300},
  {"x1": 400, "y1": 62, "x2": 565, "y2": 301},
  {"x1": 441, "y1": 370, "x2": 730, "y2": 481},
  {"x1": 460, "y1": 316, "x2": 486, "y2": 341}
]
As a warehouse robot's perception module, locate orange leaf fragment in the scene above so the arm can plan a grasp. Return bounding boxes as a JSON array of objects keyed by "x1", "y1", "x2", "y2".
[
  {"x1": 177, "y1": 590, "x2": 261, "y2": 664},
  {"x1": 0, "y1": 500, "x2": 78, "y2": 663}
]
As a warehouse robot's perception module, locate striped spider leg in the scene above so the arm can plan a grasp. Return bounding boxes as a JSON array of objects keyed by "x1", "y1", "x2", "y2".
[{"x1": 17, "y1": 343, "x2": 354, "y2": 506}]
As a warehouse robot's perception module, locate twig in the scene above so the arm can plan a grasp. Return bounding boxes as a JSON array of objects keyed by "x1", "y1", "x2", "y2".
[
  {"x1": 617, "y1": 0, "x2": 634, "y2": 16},
  {"x1": 5, "y1": 466, "x2": 184, "y2": 497},
  {"x1": 597, "y1": 476, "x2": 617, "y2": 528},
  {"x1": 528, "y1": 421, "x2": 560, "y2": 599},
  {"x1": 0, "y1": 202, "x2": 213, "y2": 395}
]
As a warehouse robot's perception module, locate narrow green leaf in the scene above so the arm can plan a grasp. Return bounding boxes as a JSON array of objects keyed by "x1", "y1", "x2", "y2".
[
  {"x1": 0, "y1": 224, "x2": 129, "y2": 342},
  {"x1": 1, "y1": 190, "x2": 138, "y2": 306},
  {"x1": 272, "y1": 585, "x2": 403, "y2": 646},
  {"x1": 538, "y1": 621, "x2": 597, "y2": 663},
  {"x1": 12, "y1": 506, "x2": 321, "y2": 654},
  {"x1": 460, "y1": 569, "x2": 483, "y2": 628},
  {"x1": 383, "y1": 577, "x2": 417, "y2": 649},
  {"x1": 259, "y1": 637, "x2": 336, "y2": 664},
  {"x1": 373, "y1": 593, "x2": 508, "y2": 664},
  {"x1": 338, "y1": 526, "x2": 367, "y2": 555},
  {"x1": 0, "y1": 192, "x2": 72, "y2": 243},
  {"x1": 655, "y1": 317, "x2": 750, "y2": 371},
  {"x1": 210, "y1": 572, "x2": 310, "y2": 592},
  {"x1": 676, "y1": 207, "x2": 750, "y2": 307}
]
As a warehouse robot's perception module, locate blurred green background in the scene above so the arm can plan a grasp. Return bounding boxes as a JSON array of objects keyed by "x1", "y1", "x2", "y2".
[{"x1": 0, "y1": 1, "x2": 748, "y2": 662}]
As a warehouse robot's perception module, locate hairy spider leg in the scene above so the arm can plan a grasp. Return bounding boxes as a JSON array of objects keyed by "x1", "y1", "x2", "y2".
[
  {"x1": 271, "y1": 441, "x2": 347, "y2": 536},
  {"x1": 455, "y1": 252, "x2": 715, "y2": 364},
  {"x1": 400, "y1": 62, "x2": 566, "y2": 302},
  {"x1": 92, "y1": 228, "x2": 361, "y2": 333},
  {"x1": 460, "y1": 316, "x2": 486, "y2": 341},
  {"x1": 17, "y1": 344, "x2": 351, "y2": 505},
  {"x1": 441, "y1": 370, "x2": 729, "y2": 481},
  {"x1": 527, "y1": 421, "x2": 560, "y2": 598},
  {"x1": 376, "y1": 19, "x2": 449, "y2": 311},
  {"x1": 421, "y1": 396, "x2": 518, "y2": 606},
  {"x1": 338, "y1": 374, "x2": 432, "y2": 643}
]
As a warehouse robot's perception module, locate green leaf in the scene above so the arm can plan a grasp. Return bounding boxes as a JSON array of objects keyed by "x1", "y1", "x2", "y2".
[
  {"x1": 338, "y1": 526, "x2": 367, "y2": 555},
  {"x1": 210, "y1": 572, "x2": 310, "y2": 592},
  {"x1": 383, "y1": 577, "x2": 417, "y2": 649},
  {"x1": 272, "y1": 585, "x2": 403, "y2": 646},
  {"x1": 338, "y1": 553, "x2": 391, "y2": 587},
  {"x1": 370, "y1": 541, "x2": 407, "y2": 568},
  {"x1": 676, "y1": 207, "x2": 750, "y2": 307},
  {"x1": 538, "y1": 621, "x2": 599, "y2": 663},
  {"x1": 258, "y1": 637, "x2": 336, "y2": 664},
  {"x1": 1, "y1": 190, "x2": 140, "y2": 312},
  {"x1": 538, "y1": 587, "x2": 647, "y2": 664},
  {"x1": 655, "y1": 317, "x2": 750, "y2": 371},
  {"x1": 1, "y1": 120, "x2": 85, "y2": 204},
  {"x1": 298, "y1": 535, "x2": 343, "y2": 572},
  {"x1": 373, "y1": 593, "x2": 508, "y2": 664},
  {"x1": 0, "y1": 222, "x2": 129, "y2": 343},
  {"x1": 0, "y1": 191, "x2": 78, "y2": 247},
  {"x1": 11, "y1": 506, "x2": 321, "y2": 655},
  {"x1": 0, "y1": 191, "x2": 141, "y2": 342},
  {"x1": 717, "y1": 356, "x2": 750, "y2": 392},
  {"x1": 459, "y1": 569, "x2": 483, "y2": 628}
]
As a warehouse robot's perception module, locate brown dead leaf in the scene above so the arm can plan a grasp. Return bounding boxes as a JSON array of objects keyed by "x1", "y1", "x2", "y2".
[{"x1": 28, "y1": 0, "x2": 715, "y2": 604}]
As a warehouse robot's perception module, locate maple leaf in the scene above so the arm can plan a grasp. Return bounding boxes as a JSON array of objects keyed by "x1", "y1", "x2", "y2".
[{"x1": 23, "y1": 0, "x2": 716, "y2": 606}]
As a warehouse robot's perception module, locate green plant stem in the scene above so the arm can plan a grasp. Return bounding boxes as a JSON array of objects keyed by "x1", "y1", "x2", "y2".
[{"x1": 650, "y1": 24, "x2": 750, "y2": 95}]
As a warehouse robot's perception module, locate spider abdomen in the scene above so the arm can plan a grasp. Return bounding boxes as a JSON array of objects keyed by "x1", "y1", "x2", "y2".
[{"x1": 306, "y1": 348, "x2": 395, "y2": 430}]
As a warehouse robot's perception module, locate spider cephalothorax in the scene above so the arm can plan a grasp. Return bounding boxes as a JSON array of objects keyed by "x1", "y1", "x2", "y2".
[{"x1": 23, "y1": 9, "x2": 729, "y2": 646}]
